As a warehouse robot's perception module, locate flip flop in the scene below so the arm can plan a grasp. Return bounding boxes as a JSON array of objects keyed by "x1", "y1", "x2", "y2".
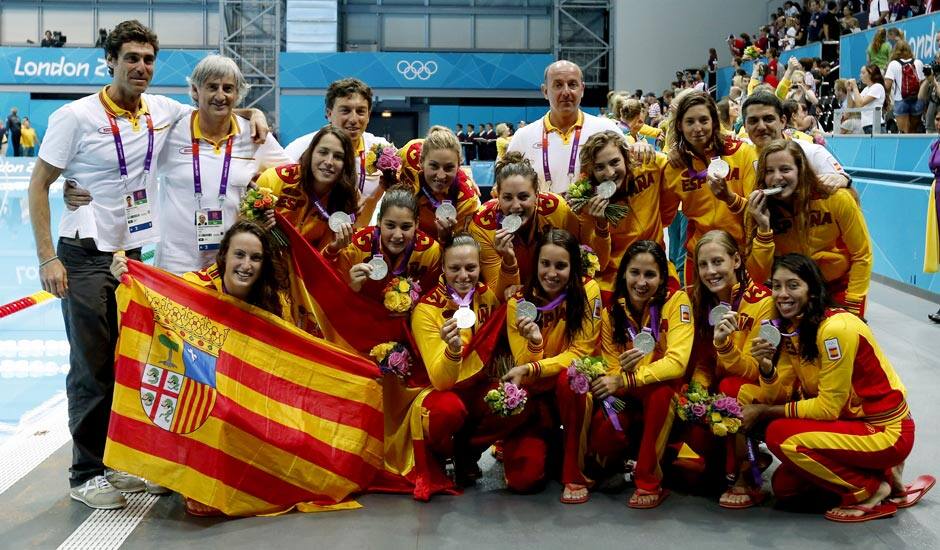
[
  {"x1": 889, "y1": 474, "x2": 936, "y2": 509},
  {"x1": 628, "y1": 487, "x2": 669, "y2": 509},
  {"x1": 824, "y1": 501, "x2": 897, "y2": 523},
  {"x1": 560, "y1": 483, "x2": 590, "y2": 504},
  {"x1": 184, "y1": 497, "x2": 225, "y2": 517},
  {"x1": 718, "y1": 485, "x2": 766, "y2": 510}
]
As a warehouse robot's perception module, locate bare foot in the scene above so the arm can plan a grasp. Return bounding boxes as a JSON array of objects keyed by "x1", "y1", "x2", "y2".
[
  {"x1": 719, "y1": 480, "x2": 760, "y2": 507},
  {"x1": 825, "y1": 481, "x2": 891, "y2": 519},
  {"x1": 561, "y1": 483, "x2": 589, "y2": 503},
  {"x1": 889, "y1": 463, "x2": 905, "y2": 495}
]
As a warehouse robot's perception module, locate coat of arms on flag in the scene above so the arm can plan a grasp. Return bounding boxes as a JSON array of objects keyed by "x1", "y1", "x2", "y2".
[{"x1": 140, "y1": 325, "x2": 220, "y2": 434}]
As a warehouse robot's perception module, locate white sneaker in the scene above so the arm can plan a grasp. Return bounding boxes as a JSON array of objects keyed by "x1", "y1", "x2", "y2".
[
  {"x1": 69, "y1": 475, "x2": 127, "y2": 510},
  {"x1": 105, "y1": 469, "x2": 146, "y2": 493},
  {"x1": 145, "y1": 480, "x2": 171, "y2": 495}
]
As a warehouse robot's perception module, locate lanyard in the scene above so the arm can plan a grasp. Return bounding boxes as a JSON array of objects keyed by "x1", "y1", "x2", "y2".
[
  {"x1": 371, "y1": 226, "x2": 415, "y2": 276},
  {"x1": 623, "y1": 302, "x2": 661, "y2": 342},
  {"x1": 536, "y1": 292, "x2": 567, "y2": 312},
  {"x1": 766, "y1": 318, "x2": 799, "y2": 337},
  {"x1": 191, "y1": 112, "x2": 234, "y2": 206},
  {"x1": 358, "y1": 150, "x2": 366, "y2": 191},
  {"x1": 419, "y1": 173, "x2": 455, "y2": 209},
  {"x1": 103, "y1": 97, "x2": 153, "y2": 185},
  {"x1": 721, "y1": 283, "x2": 747, "y2": 313},
  {"x1": 541, "y1": 121, "x2": 582, "y2": 186},
  {"x1": 447, "y1": 285, "x2": 475, "y2": 308}
]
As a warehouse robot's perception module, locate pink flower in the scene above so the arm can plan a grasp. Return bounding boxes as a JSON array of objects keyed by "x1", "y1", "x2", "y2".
[
  {"x1": 505, "y1": 395, "x2": 521, "y2": 410},
  {"x1": 503, "y1": 382, "x2": 521, "y2": 400},
  {"x1": 377, "y1": 150, "x2": 402, "y2": 171},
  {"x1": 691, "y1": 403, "x2": 707, "y2": 418},
  {"x1": 388, "y1": 349, "x2": 410, "y2": 375},
  {"x1": 569, "y1": 371, "x2": 590, "y2": 394}
]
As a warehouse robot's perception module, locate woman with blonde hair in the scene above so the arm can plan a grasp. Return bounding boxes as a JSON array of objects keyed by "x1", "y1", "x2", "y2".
[{"x1": 885, "y1": 40, "x2": 926, "y2": 133}]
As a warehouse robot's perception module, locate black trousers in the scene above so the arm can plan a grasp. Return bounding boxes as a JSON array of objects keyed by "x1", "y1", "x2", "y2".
[{"x1": 58, "y1": 239, "x2": 140, "y2": 487}]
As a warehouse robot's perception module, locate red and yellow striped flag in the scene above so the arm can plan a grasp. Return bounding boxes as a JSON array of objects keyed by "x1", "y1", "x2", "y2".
[{"x1": 104, "y1": 261, "x2": 385, "y2": 516}]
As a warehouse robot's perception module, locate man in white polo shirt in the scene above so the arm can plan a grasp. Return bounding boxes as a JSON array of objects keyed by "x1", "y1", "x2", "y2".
[
  {"x1": 506, "y1": 60, "x2": 623, "y2": 194},
  {"x1": 28, "y1": 21, "x2": 268, "y2": 510},
  {"x1": 285, "y1": 78, "x2": 389, "y2": 226}
]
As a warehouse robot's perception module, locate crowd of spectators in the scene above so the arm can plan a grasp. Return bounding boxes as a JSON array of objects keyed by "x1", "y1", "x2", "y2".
[{"x1": 453, "y1": 121, "x2": 519, "y2": 163}]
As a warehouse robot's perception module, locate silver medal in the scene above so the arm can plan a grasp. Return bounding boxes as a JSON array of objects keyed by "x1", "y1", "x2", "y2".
[
  {"x1": 328, "y1": 211, "x2": 352, "y2": 232},
  {"x1": 596, "y1": 180, "x2": 617, "y2": 199},
  {"x1": 762, "y1": 186, "x2": 784, "y2": 196},
  {"x1": 709, "y1": 304, "x2": 732, "y2": 326},
  {"x1": 516, "y1": 300, "x2": 538, "y2": 321},
  {"x1": 501, "y1": 214, "x2": 523, "y2": 233},
  {"x1": 707, "y1": 158, "x2": 730, "y2": 179},
  {"x1": 633, "y1": 331, "x2": 656, "y2": 355},
  {"x1": 759, "y1": 323, "x2": 782, "y2": 348},
  {"x1": 435, "y1": 200, "x2": 458, "y2": 221},
  {"x1": 453, "y1": 306, "x2": 476, "y2": 329},
  {"x1": 367, "y1": 256, "x2": 388, "y2": 280}
]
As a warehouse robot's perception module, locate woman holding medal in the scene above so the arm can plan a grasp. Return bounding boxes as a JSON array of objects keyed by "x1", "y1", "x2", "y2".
[
  {"x1": 501, "y1": 228, "x2": 604, "y2": 496},
  {"x1": 742, "y1": 254, "x2": 933, "y2": 523},
  {"x1": 745, "y1": 139, "x2": 872, "y2": 317},
  {"x1": 681, "y1": 230, "x2": 775, "y2": 508},
  {"x1": 328, "y1": 187, "x2": 441, "y2": 304},
  {"x1": 409, "y1": 127, "x2": 481, "y2": 242},
  {"x1": 662, "y1": 91, "x2": 758, "y2": 284},
  {"x1": 578, "y1": 131, "x2": 669, "y2": 293},
  {"x1": 256, "y1": 124, "x2": 360, "y2": 252},
  {"x1": 468, "y1": 152, "x2": 611, "y2": 301},
  {"x1": 589, "y1": 241, "x2": 693, "y2": 509}
]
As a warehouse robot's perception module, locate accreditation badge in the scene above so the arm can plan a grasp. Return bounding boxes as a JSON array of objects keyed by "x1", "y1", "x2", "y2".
[
  {"x1": 195, "y1": 209, "x2": 225, "y2": 251},
  {"x1": 124, "y1": 188, "x2": 154, "y2": 233}
]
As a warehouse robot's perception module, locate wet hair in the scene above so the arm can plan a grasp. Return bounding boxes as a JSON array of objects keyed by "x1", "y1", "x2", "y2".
[
  {"x1": 770, "y1": 253, "x2": 832, "y2": 362},
  {"x1": 619, "y1": 98, "x2": 644, "y2": 121},
  {"x1": 298, "y1": 125, "x2": 359, "y2": 216},
  {"x1": 579, "y1": 130, "x2": 639, "y2": 196},
  {"x1": 494, "y1": 151, "x2": 539, "y2": 194},
  {"x1": 669, "y1": 91, "x2": 726, "y2": 169},
  {"x1": 104, "y1": 20, "x2": 159, "y2": 76},
  {"x1": 420, "y1": 126, "x2": 462, "y2": 165},
  {"x1": 742, "y1": 90, "x2": 784, "y2": 120},
  {"x1": 691, "y1": 230, "x2": 747, "y2": 341},
  {"x1": 444, "y1": 232, "x2": 480, "y2": 253},
  {"x1": 325, "y1": 77, "x2": 373, "y2": 111},
  {"x1": 216, "y1": 219, "x2": 286, "y2": 317},
  {"x1": 377, "y1": 186, "x2": 419, "y2": 222},
  {"x1": 188, "y1": 54, "x2": 249, "y2": 105},
  {"x1": 524, "y1": 228, "x2": 588, "y2": 343},
  {"x1": 610, "y1": 240, "x2": 670, "y2": 346}
]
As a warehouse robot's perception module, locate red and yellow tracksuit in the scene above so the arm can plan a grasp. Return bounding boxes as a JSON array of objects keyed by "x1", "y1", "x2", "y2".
[
  {"x1": 747, "y1": 189, "x2": 872, "y2": 316},
  {"x1": 468, "y1": 193, "x2": 611, "y2": 301},
  {"x1": 556, "y1": 287, "x2": 694, "y2": 491},
  {"x1": 374, "y1": 279, "x2": 500, "y2": 500},
  {"x1": 662, "y1": 137, "x2": 758, "y2": 282},
  {"x1": 324, "y1": 226, "x2": 441, "y2": 305},
  {"x1": 412, "y1": 170, "x2": 481, "y2": 239},
  {"x1": 759, "y1": 309, "x2": 913, "y2": 506},
  {"x1": 257, "y1": 163, "x2": 345, "y2": 252},
  {"x1": 502, "y1": 278, "x2": 604, "y2": 491},
  {"x1": 593, "y1": 153, "x2": 669, "y2": 292},
  {"x1": 180, "y1": 262, "x2": 293, "y2": 321}
]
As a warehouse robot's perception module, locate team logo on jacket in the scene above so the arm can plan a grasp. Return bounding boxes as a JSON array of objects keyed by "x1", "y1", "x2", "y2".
[
  {"x1": 680, "y1": 304, "x2": 691, "y2": 323},
  {"x1": 824, "y1": 337, "x2": 842, "y2": 361},
  {"x1": 140, "y1": 324, "x2": 219, "y2": 434}
]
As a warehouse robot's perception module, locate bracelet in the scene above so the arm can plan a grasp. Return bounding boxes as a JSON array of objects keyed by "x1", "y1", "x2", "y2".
[{"x1": 39, "y1": 255, "x2": 59, "y2": 268}]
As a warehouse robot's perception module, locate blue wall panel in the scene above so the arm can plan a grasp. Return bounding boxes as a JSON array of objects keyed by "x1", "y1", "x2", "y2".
[
  {"x1": 828, "y1": 136, "x2": 934, "y2": 172},
  {"x1": 278, "y1": 95, "x2": 327, "y2": 148},
  {"x1": 826, "y1": 136, "x2": 872, "y2": 169}
]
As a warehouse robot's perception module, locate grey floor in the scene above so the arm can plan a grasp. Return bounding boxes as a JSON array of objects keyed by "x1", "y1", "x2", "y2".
[{"x1": 1, "y1": 280, "x2": 938, "y2": 550}]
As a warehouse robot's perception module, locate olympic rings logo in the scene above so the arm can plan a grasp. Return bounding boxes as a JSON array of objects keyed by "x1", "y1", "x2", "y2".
[{"x1": 396, "y1": 60, "x2": 438, "y2": 81}]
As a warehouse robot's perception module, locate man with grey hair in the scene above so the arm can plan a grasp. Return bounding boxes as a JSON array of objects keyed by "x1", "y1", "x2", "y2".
[{"x1": 506, "y1": 60, "x2": 628, "y2": 194}]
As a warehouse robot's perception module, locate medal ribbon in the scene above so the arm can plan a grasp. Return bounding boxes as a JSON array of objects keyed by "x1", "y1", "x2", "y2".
[
  {"x1": 536, "y1": 292, "x2": 567, "y2": 312},
  {"x1": 102, "y1": 94, "x2": 154, "y2": 185},
  {"x1": 371, "y1": 226, "x2": 415, "y2": 276},
  {"x1": 447, "y1": 285, "x2": 476, "y2": 309},
  {"x1": 710, "y1": 283, "x2": 747, "y2": 326},
  {"x1": 358, "y1": 150, "x2": 367, "y2": 191},
  {"x1": 602, "y1": 399, "x2": 623, "y2": 432},
  {"x1": 763, "y1": 318, "x2": 799, "y2": 337},
  {"x1": 190, "y1": 112, "x2": 234, "y2": 206},
  {"x1": 541, "y1": 121, "x2": 582, "y2": 186},
  {"x1": 623, "y1": 302, "x2": 661, "y2": 342}
]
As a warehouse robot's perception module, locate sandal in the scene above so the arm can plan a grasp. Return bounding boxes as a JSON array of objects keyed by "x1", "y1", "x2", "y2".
[
  {"x1": 184, "y1": 497, "x2": 224, "y2": 517},
  {"x1": 628, "y1": 486, "x2": 669, "y2": 509},
  {"x1": 824, "y1": 501, "x2": 897, "y2": 523},
  {"x1": 560, "y1": 483, "x2": 590, "y2": 504},
  {"x1": 719, "y1": 485, "x2": 766, "y2": 509},
  {"x1": 888, "y1": 474, "x2": 936, "y2": 509}
]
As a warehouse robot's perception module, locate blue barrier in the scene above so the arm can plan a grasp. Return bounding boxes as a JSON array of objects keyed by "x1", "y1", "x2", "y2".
[{"x1": 841, "y1": 12, "x2": 940, "y2": 83}]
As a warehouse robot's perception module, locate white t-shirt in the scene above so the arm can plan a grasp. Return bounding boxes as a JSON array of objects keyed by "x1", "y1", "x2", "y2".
[
  {"x1": 859, "y1": 83, "x2": 885, "y2": 128},
  {"x1": 285, "y1": 130, "x2": 390, "y2": 224},
  {"x1": 884, "y1": 58, "x2": 925, "y2": 102},
  {"x1": 506, "y1": 110, "x2": 621, "y2": 194},
  {"x1": 869, "y1": 0, "x2": 889, "y2": 25},
  {"x1": 155, "y1": 114, "x2": 291, "y2": 275},
  {"x1": 39, "y1": 91, "x2": 191, "y2": 252},
  {"x1": 794, "y1": 139, "x2": 847, "y2": 178}
]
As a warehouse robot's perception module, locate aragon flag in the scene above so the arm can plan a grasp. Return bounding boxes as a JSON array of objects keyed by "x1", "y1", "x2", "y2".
[{"x1": 104, "y1": 260, "x2": 385, "y2": 516}]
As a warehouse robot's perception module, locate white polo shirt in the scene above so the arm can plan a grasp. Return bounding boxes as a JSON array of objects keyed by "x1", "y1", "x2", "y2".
[
  {"x1": 155, "y1": 113, "x2": 291, "y2": 274},
  {"x1": 506, "y1": 111, "x2": 622, "y2": 194},
  {"x1": 39, "y1": 89, "x2": 191, "y2": 252},
  {"x1": 285, "y1": 130, "x2": 390, "y2": 225}
]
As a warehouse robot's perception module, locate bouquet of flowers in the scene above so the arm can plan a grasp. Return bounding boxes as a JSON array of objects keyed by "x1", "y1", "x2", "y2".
[
  {"x1": 369, "y1": 341, "x2": 412, "y2": 380},
  {"x1": 567, "y1": 356, "x2": 625, "y2": 430},
  {"x1": 580, "y1": 245, "x2": 601, "y2": 278},
  {"x1": 484, "y1": 381, "x2": 528, "y2": 417},
  {"x1": 566, "y1": 175, "x2": 631, "y2": 224},
  {"x1": 674, "y1": 382, "x2": 743, "y2": 436},
  {"x1": 743, "y1": 45, "x2": 763, "y2": 60},
  {"x1": 366, "y1": 143, "x2": 403, "y2": 175},
  {"x1": 382, "y1": 277, "x2": 421, "y2": 313},
  {"x1": 239, "y1": 187, "x2": 288, "y2": 247}
]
